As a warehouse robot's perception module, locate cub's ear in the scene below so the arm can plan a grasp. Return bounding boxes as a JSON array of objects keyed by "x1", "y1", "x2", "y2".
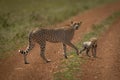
[{"x1": 71, "y1": 21, "x2": 74, "y2": 24}]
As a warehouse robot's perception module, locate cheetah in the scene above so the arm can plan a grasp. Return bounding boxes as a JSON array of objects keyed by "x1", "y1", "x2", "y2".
[
  {"x1": 80, "y1": 37, "x2": 97, "y2": 57},
  {"x1": 19, "y1": 21, "x2": 82, "y2": 64}
]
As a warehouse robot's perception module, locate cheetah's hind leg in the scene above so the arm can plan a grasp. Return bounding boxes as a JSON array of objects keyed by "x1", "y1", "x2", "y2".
[
  {"x1": 23, "y1": 54, "x2": 29, "y2": 64},
  {"x1": 39, "y1": 42, "x2": 51, "y2": 63}
]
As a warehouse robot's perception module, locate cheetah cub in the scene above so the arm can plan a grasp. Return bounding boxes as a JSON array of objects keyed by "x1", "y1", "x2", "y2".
[{"x1": 80, "y1": 37, "x2": 97, "y2": 57}]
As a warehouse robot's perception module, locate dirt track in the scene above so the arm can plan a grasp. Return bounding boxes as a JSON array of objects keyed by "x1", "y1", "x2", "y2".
[
  {"x1": 81, "y1": 18, "x2": 120, "y2": 80},
  {"x1": 0, "y1": 1, "x2": 120, "y2": 80}
]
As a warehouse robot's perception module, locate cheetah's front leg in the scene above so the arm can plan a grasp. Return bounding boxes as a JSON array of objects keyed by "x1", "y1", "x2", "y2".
[
  {"x1": 63, "y1": 43, "x2": 68, "y2": 59},
  {"x1": 65, "y1": 42, "x2": 79, "y2": 55}
]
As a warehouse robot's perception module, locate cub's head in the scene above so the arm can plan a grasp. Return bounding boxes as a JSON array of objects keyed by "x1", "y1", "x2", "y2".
[
  {"x1": 90, "y1": 37, "x2": 98, "y2": 44},
  {"x1": 70, "y1": 21, "x2": 82, "y2": 30}
]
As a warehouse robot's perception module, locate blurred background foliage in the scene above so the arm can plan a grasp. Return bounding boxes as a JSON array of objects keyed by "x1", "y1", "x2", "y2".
[{"x1": 0, "y1": 0, "x2": 118, "y2": 58}]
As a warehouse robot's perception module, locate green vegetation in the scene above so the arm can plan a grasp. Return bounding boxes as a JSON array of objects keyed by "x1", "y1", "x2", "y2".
[
  {"x1": 0, "y1": 0, "x2": 118, "y2": 58},
  {"x1": 80, "y1": 11, "x2": 120, "y2": 43},
  {"x1": 54, "y1": 52, "x2": 84, "y2": 80},
  {"x1": 54, "y1": 11, "x2": 120, "y2": 80}
]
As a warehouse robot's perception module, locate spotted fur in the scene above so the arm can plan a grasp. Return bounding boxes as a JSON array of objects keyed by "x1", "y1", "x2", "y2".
[{"x1": 19, "y1": 21, "x2": 82, "y2": 64}]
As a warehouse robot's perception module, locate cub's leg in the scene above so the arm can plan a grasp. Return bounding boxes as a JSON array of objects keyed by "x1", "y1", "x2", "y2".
[
  {"x1": 39, "y1": 41, "x2": 51, "y2": 63},
  {"x1": 86, "y1": 48, "x2": 91, "y2": 57},
  {"x1": 63, "y1": 43, "x2": 67, "y2": 59},
  {"x1": 80, "y1": 47, "x2": 86, "y2": 54},
  {"x1": 92, "y1": 45, "x2": 97, "y2": 58},
  {"x1": 65, "y1": 42, "x2": 79, "y2": 55}
]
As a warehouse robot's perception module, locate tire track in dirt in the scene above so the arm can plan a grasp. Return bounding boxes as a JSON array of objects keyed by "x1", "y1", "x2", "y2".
[
  {"x1": 0, "y1": 1, "x2": 120, "y2": 80},
  {"x1": 81, "y1": 18, "x2": 120, "y2": 80}
]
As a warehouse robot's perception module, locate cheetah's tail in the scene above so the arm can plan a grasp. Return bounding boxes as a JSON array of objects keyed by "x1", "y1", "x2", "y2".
[{"x1": 18, "y1": 31, "x2": 35, "y2": 55}]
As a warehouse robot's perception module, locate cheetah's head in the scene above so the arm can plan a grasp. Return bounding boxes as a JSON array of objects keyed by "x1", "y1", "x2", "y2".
[{"x1": 71, "y1": 21, "x2": 82, "y2": 30}]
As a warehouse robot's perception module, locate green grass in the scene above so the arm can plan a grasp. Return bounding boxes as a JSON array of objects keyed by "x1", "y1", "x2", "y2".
[
  {"x1": 54, "y1": 52, "x2": 84, "y2": 80},
  {"x1": 54, "y1": 11, "x2": 120, "y2": 80},
  {"x1": 80, "y1": 11, "x2": 120, "y2": 43},
  {"x1": 0, "y1": 0, "x2": 119, "y2": 59}
]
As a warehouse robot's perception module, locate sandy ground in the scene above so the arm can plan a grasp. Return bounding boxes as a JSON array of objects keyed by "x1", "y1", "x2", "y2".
[
  {"x1": 0, "y1": 1, "x2": 120, "y2": 80},
  {"x1": 81, "y1": 18, "x2": 120, "y2": 80}
]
